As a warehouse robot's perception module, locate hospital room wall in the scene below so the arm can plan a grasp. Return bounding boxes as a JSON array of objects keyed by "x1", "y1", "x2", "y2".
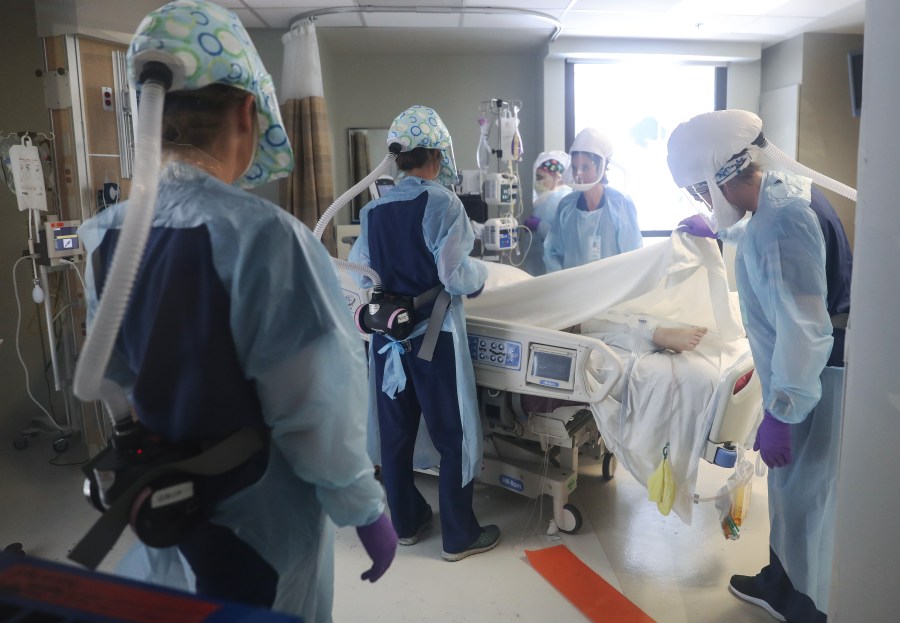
[
  {"x1": 760, "y1": 32, "x2": 862, "y2": 248},
  {"x1": 247, "y1": 29, "x2": 544, "y2": 225},
  {"x1": 830, "y1": 0, "x2": 900, "y2": 617},
  {"x1": 0, "y1": 0, "x2": 66, "y2": 442},
  {"x1": 322, "y1": 44, "x2": 543, "y2": 227}
]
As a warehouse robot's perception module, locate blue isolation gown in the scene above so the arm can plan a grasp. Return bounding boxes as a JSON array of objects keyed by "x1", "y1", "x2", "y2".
[
  {"x1": 733, "y1": 170, "x2": 842, "y2": 614},
  {"x1": 543, "y1": 185, "x2": 643, "y2": 272},
  {"x1": 79, "y1": 162, "x2": 385, "y2": 623}
]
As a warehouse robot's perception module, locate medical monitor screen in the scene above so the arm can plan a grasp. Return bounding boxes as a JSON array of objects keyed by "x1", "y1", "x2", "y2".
[
  {"x1": 44, "y1": 221, "x2": 83, "y2": 260},
  {"x1": 53, "y1": 226, "x2": 79, "y2": 252},
  {"x1": 526, "y1": 345, "x2": 576, "y2": 390},
  {"x1": 375, "y1": 178, "x2": 395, "y2": 198}
]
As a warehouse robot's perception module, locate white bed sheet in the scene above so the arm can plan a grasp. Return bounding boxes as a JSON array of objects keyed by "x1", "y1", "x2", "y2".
[{"x1": 465, "y1": 233, "x2": 752, "y2": 523}]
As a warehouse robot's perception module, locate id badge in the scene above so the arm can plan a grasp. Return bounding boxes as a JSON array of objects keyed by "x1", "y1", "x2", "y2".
[{"x1": 589, "y1": 234, "x2": 602, "y2": 261}]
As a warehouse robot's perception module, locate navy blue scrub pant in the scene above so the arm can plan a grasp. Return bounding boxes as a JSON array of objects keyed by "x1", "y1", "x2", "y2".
[
  {"x1": 373, "y1": 330, "x2": 481, "y2": 554},
  {"x1": 757, "y1": 547, "x2": 826, "y2": 623}
]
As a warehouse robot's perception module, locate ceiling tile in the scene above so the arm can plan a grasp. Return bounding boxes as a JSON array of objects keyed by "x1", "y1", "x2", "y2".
[
  {"x1": 463, "y1": 0, "x2": 573, "y2": 9},
  {"x1": 229, "y1": 0, "x2": 864, "y2": 44},
  {"x1": 231, "y1": 8, "x2": 267, "y2": 28},
  {"x1": 361, "y1": 0, "x2": 463, "y2": 7},
  {"x1": 460, "y1": 13, "x2": 561, "y2": 29},
  {"x1": 695, "y1": 14, "x2": 814, "y2": 35},
  {"x1": 573, "y1": 0, "x2": 680, "y2": 11},
  {"x1": 562, "y1": 10, "x2": 704, "y2": 38},
  {"x1": 361, "y1": 12, "x2": 463, "y2": 28},
  {"x1": 770, "y1": 0, "x2": 861, "y2": 18},
  {"x1": 668, "y1": 0, "x2": 796, "y2": 18}
]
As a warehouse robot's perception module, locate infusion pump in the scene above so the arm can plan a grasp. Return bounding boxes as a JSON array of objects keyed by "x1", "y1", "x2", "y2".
[{"x1": 37, "y1": 218, "x2": 83, "y2": 266}]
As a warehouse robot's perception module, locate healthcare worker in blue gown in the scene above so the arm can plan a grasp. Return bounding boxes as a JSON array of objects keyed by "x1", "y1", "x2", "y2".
[
  {"x1": 523, "y1": 151, "x2": 570, "y2": 275},
  {"x1": 349, "y1": 105, "x2": 500, "y2": 562},
  {"x1": 543, "y1": 128, "x2": 643, "y2": 272},
  {"x1": 668, "y1": 109, "x2": 852, "y2": 623},
  {"x1": 78, "y1": 2, "x2": 396, "y2": 620}
]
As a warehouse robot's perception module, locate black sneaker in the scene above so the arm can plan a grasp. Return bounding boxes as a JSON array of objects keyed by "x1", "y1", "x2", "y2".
[
  {"x1": 398, "y1": 505, "x2": 433, "y2": 546},
  {"x1": 441, "y1": 525, "x2": 500, "y2": 562},
  {"x1": 728, "y1": 575, "x2": 786, "y2": 622}
]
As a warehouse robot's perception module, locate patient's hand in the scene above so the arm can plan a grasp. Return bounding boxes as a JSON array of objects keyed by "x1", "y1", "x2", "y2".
[{"x1": 652, "y1": 326, "x2": 708, "y2": 352}]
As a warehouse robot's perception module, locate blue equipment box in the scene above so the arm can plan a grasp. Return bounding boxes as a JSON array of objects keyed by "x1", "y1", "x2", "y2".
[{"x1": 0, "y1": 551, "x2": 300, "y2": 622}]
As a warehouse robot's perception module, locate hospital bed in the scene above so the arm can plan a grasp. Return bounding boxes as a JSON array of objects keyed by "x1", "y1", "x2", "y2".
[
  {"x1": 339, "y1": 233, "x2": 764, "y2": 528},
  {"x1": 465, "y1": 315, "x2": 762, "y2": 533}
]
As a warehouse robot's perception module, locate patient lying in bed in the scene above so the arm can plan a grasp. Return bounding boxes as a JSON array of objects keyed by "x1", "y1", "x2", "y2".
[{"x1": 465, "y1": 233, "x2": 754, "y2": 523}]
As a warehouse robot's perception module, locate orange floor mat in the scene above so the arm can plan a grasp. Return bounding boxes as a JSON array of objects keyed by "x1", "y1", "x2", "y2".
[{"x1": 525, "y1": 545, "x2": 656, "y2": 623}]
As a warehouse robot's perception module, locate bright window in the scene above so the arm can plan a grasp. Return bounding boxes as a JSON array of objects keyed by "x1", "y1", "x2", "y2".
[{"x1": 571, "y1": 61, "x2": 720, "y2": 239}]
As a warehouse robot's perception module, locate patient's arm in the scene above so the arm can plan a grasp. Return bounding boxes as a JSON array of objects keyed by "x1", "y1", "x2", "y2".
[{"x1": 652, "y1": 326, "x2": 708, "y2": 352}]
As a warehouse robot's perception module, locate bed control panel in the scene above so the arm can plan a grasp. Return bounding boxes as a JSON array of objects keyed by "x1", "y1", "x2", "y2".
[{"x1": 468, "y1": 335, "x2": 522, "y2": 370}]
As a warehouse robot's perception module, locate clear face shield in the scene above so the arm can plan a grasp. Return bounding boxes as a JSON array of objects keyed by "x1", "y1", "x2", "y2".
[
  {"x1": 683, "y1": 180, "x2": 712, "y2": 210},
  {"x1": 680, "y1": 181, "x2": 717, "y2": 230},
  {"x1": 566, "y1": 153, "x2": 606, "y2": 193}
]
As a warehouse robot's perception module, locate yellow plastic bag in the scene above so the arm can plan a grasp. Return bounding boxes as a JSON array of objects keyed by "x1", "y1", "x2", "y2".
[{"x1": 647, "y1": 442, "x2": 676, "y2": 516}]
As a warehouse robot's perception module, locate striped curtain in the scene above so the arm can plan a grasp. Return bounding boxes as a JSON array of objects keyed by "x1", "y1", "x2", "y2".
[{"x1": 280, "y1": 20, "x2": 336, "y2": 256}]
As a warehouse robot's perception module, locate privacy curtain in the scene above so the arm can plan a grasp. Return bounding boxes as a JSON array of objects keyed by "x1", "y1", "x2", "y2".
[{"x1": 280, "y1": 20, "x2": 336, "y2": 256}]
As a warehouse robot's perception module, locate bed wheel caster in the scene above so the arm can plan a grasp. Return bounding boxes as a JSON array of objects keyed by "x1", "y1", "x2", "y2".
[
  {"x1": 558, "y1": 504, "x2": 582, "y2": 534},
  {"x1": 53, "y1": 437, "x2": 69, "y2": 453},
  {"x1": 602, "y1": 453, "x2": 617, "y2": 481}
]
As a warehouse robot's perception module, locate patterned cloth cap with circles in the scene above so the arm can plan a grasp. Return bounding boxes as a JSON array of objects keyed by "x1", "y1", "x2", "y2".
[
  {"x1": 387, "y1": 105, "x2": 458, "y2": 187},
  {"x1": 128, "y1": 0, "x2": 293, "y2": 188}
]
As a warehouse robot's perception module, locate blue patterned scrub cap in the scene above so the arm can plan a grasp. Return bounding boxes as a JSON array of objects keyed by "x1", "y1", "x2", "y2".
[
  {"x1": 127, "y1": 0, "x2": 293, "y2": 188},
  {"x1": 388, "y1": 105, "x2": 458, "y2": 187}
]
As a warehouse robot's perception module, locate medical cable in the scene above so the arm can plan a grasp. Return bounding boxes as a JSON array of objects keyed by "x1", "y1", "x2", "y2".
[
  {"x1": 25, "y1": 208, "x2": 44, "y2": 303},
  {"x1": 73, "y1": 67, "x2": 170, "y2": 420},
  {"x1": 692, "y1": 457, "x2": 755, "y2": 504},
  {"x1": 12, "y1": 255, "x2": 69, "y2": 432},
  {"x1": 752, "y1": 134, "x2": 857, "y2": 202},
  {"x1": 57, "y1": 257, "x2": 87, "y2": 294},
  {"x1": 512, "y1": 439, "x2": 555, "y2": 552},
  {"x1": 507, "y1": 226, "x2": 532, "y2": 268}
]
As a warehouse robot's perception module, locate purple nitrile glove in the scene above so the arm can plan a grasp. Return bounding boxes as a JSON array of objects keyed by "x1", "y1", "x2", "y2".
[
  {"x1": 677, "y1": 214, "x2": 717, "y2": 239},
  {"x1": 524, "y1": 215, "x2": 541, "y2": 232},
  {"x1": 753, "y1": 410, "x2": 793, "y2": 468},
  {"x1": 356, "y1": 512, "x2": 397, "y2": 582}
]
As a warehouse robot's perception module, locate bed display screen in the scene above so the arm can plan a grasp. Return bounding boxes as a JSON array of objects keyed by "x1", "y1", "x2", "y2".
[{"x1": 531, "y1": 350, "x2": 573, "y2": 383}]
